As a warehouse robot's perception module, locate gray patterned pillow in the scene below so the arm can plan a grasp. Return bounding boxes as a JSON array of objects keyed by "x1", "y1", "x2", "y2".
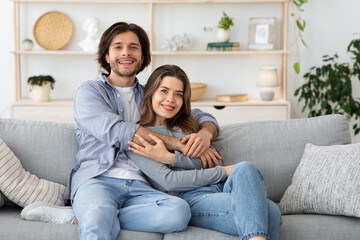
[
  {"x1": 0, "y1": 138, "x2": 67, "y2": 207},
  {"x1": 279, "y1": 142, "x2": 360, "y2": 218}
]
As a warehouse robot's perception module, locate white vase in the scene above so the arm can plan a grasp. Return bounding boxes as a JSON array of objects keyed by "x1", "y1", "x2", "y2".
[
  {"x1": 32, "y1": 82, "x2": 51, "y2": 102},
  {"x1": 216, "y1": 28, "x2": 230, "y2": 42}
]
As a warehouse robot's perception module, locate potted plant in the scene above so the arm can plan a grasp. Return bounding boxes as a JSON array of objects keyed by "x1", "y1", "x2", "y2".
[
  {"x1": 204, "y1": 11, "x2": 234, "y2": 42},
  {"x1": 295, "y1": 38, "x2": 360, "y2": 135},
  {"x1": 27, "y1": 75, "x2": 55, "y2": 102}
]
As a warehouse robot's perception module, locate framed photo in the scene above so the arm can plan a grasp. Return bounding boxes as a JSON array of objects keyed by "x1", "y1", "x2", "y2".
[{"x1": 248, "y1": 17, "x2": 276, "y2": 50}]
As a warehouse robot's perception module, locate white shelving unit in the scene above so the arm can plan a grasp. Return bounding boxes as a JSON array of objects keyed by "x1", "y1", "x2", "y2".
[{"x1": 11, "y1": 0, "x2": 290, "y2": 125}]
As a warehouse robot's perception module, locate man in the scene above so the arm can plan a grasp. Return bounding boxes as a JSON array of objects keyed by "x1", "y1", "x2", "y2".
[{"x1": 21, "y1": 22, "x2": 220, "y2": 240}]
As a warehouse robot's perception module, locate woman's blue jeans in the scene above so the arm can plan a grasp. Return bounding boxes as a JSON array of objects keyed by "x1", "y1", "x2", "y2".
[
  {"x1": 179, "y1": 162, "x2": 282, "y2": 240},
  {"x1": 72, "y1": 176, "x2": 191, "y2": 240}
]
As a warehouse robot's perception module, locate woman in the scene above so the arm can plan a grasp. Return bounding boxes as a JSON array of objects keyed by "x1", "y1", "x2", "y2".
[{"x1": 126, "y1": 64, "x2": 282, "y2": 240}]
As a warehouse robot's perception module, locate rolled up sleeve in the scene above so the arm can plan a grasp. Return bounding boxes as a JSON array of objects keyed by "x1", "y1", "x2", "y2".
[{"x1": 191, "y1": 108, "x2": 220, "y2": 135}]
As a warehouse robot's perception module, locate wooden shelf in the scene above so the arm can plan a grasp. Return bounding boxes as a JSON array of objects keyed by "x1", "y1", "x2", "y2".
[
  {"x1": 13, "y1": 98, "x2": 289, "y2": 107},
  {"x1": 12, "y1": 0, "x2": 290, "y2": 124},
  {"x1": 11, "y1": 0, "x2": 289, "y2": 3},
  {"x1": 12, "y1": 50, "x2": 289, "y2": 56},
  {"x1": 191, "y1": 98, "x2": 290, "y2": 106},
  {"x1": 12, "y1": 50, "x2": 96, "y2": 55},
  {"x1": 153, "y1": 50, "x2": 289, "y2": 56},
  {"x1": 13, "y1": 99, "x2": 74, "y2": 106}
]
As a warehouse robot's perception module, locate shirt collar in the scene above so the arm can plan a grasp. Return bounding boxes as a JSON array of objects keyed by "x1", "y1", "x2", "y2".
[{"x1": 99, "y1": 73, "x2": 141, "y2": 91}]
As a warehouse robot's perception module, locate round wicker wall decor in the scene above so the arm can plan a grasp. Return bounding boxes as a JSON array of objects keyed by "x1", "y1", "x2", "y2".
[{"x1": 33, "y1": 11, "x2": 73, "y2": 50}]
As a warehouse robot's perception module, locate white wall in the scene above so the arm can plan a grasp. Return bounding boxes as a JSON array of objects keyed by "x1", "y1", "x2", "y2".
[
  {"x1": 287, "y1": 0, "x2": 360, "y2": 142},
  {"x1": 0, "y1": 1, "x2": 14, "y2": 118},
  {"x1": 1, "y1": 0, "x2": 359, "y2": 142}
]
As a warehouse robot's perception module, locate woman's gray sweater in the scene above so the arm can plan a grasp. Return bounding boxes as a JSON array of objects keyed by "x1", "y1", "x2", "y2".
[{"x1": 125, "y1": 126, "x2": 227, "y2": 196}]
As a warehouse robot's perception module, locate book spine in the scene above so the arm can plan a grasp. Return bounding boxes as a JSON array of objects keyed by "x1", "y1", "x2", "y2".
[
  {"x1": 207, "y1": 42, "x2": 240, "y2": 48},
  {"x1": 207, "y1": 46, "x2": 240, "y2": 51}
]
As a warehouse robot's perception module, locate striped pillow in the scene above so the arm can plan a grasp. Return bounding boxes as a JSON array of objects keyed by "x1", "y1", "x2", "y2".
[{"x1": 0, "y1": 139, "x2": 67, "y2": 207}]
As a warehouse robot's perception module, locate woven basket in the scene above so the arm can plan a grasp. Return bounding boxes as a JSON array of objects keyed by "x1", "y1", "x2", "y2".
[
  {"x1": 33, "y1": 11, "x2": 73, "y2": 50},
  {"x1": 190, "y1": 83, "x2": 207, "y2": 101}
]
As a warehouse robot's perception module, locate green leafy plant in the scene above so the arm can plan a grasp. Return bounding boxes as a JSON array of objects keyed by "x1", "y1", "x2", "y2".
[
  {"x1": 291, "y1": 0, "x2": 308, "y2": 74},
  {"x1": 27, "y1": 75, "x2": 56, "y2": 90},
  {"x1": 295, "y1": 38, "x2": 360, "y2": 135},
  {"x1": 203, "y1": 11, "x2": 234, "y2": 31}
]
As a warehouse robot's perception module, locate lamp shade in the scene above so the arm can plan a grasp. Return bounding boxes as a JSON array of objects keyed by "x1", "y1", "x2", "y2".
[{"x1": 257, "y1": 67, "x2": 278, "y2": 87}]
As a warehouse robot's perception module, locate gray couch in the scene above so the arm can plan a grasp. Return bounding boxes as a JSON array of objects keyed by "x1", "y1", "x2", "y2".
[{"x1": 0, "y1": 114, "x2": 359, "y2": 240}]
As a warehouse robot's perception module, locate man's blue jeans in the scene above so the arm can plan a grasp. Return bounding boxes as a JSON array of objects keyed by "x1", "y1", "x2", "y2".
[
  {"x1": 179, "y1": 162, "x2": 282, "y2": 240},
  {"x1": 72, "y1": 176, "x2": 191, "y2": 240}
]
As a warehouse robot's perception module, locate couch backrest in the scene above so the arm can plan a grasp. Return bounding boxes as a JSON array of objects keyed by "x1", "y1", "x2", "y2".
[
  {"x1": 0, "y1": 118, "x2": 78, "y2": 186},
  {"x1": 0, "y1": 115, "x2": 352, "y2": 202},
  {"x1": 217, "y1": 114, "x2": 351, "y2": 202}
]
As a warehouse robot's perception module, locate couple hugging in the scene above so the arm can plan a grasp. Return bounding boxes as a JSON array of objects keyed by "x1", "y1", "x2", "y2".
[{"x1": 21, "y1": 22, "x2": 282, "y2": 240}]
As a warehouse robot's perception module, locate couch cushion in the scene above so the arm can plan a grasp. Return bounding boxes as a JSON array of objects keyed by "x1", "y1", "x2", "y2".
[
  {"x1": 217, "y1": 115, "x2": 351, "y2": 202},
  {"x1": 279, "y1": 142, "x2": 360, "y2": 218},
  {"x1": 0, "y1": 206, "x2": 164, "y2": 240},
  {"x1": 0, "y1": 138, "x2": 67, "y2": 207},
  {"x1": 0, "y1": 118, "x2": 78, "y2": 186},
  {"x1": 164, "y1": 226, "x2": 238, "y2": 240},
  {"x1": 279, "y1": 214, "x2": 360, "y2": 240}
]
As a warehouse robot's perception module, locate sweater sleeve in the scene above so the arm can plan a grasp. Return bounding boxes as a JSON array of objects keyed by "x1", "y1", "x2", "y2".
[{"x1": 125, "y1": 150, "x2": 227, "y2": 192}]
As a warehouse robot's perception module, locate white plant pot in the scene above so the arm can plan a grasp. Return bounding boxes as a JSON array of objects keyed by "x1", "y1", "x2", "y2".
[
  {"x1": 216, "y1": 28, "x2": 230, "y2": 42},
  {"x1": 32, "y1": 82, "x2": 51, "y2": 102}
]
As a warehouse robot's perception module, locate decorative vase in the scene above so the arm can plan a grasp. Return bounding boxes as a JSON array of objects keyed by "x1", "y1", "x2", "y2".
[
  {"x1": 22, "y1": 39, "x2": 34, "y2": 50},
  {"x1": 216, "y1": 28, "x2": 230, "y2": 42},
  {"x1": 32, "y1": 82, "x2": 51, "y2": 102}
]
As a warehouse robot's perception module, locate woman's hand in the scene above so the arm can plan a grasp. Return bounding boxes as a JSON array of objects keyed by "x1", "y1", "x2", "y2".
[
  {"x1": 128, "y1": 134, "x2": 175, "y2": 165},
  {"x1": 198, "y1": 148, "x2": 221, "y2": 169},
  {"x1": 180, "y1": 130, "x2": 212, "y2": 157}
]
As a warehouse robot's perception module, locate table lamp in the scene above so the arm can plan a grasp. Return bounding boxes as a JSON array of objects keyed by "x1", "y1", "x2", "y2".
[{"x1": 257, "y1": 67, "x2": 278, "y2": 101}]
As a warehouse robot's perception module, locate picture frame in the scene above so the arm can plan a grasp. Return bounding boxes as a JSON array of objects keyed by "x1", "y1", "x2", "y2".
[{"x1": 248, "y1": 17, "x2": 276, "y2": 50}]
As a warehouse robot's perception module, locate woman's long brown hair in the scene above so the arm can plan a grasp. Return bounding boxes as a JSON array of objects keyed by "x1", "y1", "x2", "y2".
[{"x1": 138, "y1": 65, "x2": 199, "y2": 134}]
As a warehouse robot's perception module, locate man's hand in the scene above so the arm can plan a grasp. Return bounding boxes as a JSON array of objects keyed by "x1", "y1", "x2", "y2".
[
  {"x1": 128, "y1": 134, "x2": 175, "y2": 165},
  {"x1": 198, "y1": 148, "x2": 222, "y2": 168},
  {"x1": 181, "y1": 130, "x2": 212, "y2": 158}
]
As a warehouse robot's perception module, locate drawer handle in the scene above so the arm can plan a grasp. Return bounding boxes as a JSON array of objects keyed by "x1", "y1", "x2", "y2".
[{"x1": 214, "y1": 106, "x2": 225, "y2": 110}]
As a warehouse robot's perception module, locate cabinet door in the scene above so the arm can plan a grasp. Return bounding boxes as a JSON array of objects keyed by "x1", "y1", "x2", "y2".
[
  {"x1": 12, "y1": 106, "x2": 74, "y2": 123},
  {"x1": 194, "y1": 105, "x2": 289, "y2": 126}
]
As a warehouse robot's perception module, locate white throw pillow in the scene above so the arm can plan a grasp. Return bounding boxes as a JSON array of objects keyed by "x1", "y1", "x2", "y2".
[
  {"x1": 0, "y1": 138, "x2": 67, "y2": 207},
  {"x1": 279, "y1": 142, "x2": 360, "y2": 218}
]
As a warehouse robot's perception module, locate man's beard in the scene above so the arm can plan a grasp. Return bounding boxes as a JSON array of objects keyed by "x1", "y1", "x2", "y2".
[{"x1": 109, "y1": 59, "x2": 142, "y2": 77}]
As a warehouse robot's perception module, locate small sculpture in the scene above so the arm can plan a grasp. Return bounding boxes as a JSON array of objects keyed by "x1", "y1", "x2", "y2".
[
  {"x1": 162, "y1": 33, "x2": 191, "y2": 51},
  {"x1": 78, "y1": 17, "x2": 100, "y2": 52},
  {"x1": 22, "y1": 39, "x2": 34, "y2": 50}
]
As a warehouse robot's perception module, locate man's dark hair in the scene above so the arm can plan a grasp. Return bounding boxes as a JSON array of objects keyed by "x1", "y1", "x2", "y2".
[{"x1": 97, "y1": 22, "x2": 151, "y2": 74}]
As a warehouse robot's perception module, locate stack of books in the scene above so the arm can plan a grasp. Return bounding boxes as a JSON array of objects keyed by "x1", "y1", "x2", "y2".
[
  {"x1": 216, "y1": 94, "x2": 248, "y2": 102},
  {"x1": 206, "y1": 42, "x2": 240, "y2": 51}
]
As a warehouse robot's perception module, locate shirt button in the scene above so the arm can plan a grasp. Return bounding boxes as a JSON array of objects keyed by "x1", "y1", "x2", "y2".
[{"x1": 117, "y1": 94, "x2": 120, "y2": 97}]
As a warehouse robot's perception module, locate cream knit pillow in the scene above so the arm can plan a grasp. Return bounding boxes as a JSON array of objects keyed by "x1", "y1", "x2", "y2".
[
  {"x1": 279, "y1": 142, "x2": 360, "y2": 218},
  {"x1": 0, "y1": 138, "x2": 67, "y2": 207}
]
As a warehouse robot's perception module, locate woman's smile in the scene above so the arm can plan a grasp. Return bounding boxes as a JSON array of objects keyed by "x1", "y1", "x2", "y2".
[{"x1": 152, "y1": 76, "x2": 184, "y2": 126}]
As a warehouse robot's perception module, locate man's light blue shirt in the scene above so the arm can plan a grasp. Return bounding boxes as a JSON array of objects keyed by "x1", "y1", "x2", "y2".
[{"x1": 67, "y1": 73, "x2": 219, "y2": 200}]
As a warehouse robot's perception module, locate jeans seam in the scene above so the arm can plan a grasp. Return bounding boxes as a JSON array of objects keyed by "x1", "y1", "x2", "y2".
[{"x1": 191, "y1": 212, "x2": 233, "y2": 217}]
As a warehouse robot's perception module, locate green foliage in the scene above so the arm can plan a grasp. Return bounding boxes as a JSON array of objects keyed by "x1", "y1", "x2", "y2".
[
  {"x1": 203, "y1": 11, "x2": 234, "y2": 32},
  {"x1": 295, "y1": 38, "x2": 360, "y2": 135},
  {"x1": 218, "y1": 11, "x2": 234, "y2": 30},
  {"x1": 27, "y1": 75, "x2": 55, "y2": 90},
  {"x1": 291, "y1": 0, "x2": 309, "y2": 74}
]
